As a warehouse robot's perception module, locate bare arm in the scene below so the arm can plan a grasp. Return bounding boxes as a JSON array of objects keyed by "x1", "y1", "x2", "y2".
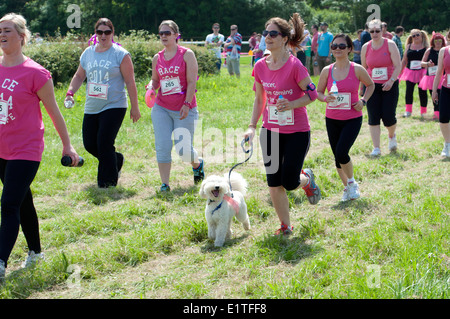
[
  {"x1": 244, "y1": 81, "x2": 266, "y2": 143},
  {"x1": 65, "y1": 64, "x2": 86, "y2": 104},
  {"x1": 38, "y1": 79, "x2": 79, "y2": 166},
  {"x1": 120, "y1": 54, "x2": 141, "y2": 123}
]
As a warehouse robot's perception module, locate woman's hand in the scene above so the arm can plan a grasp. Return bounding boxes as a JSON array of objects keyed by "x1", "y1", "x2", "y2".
[
  {"x1": 244, "y1": 127, "x2": 256, "y2": 144},
  {"x1": 62, "y1": 144, "x2": 80, "y2": 167},
  {"x1": 179, "y1": 104, "x2": 190, "y2": 120},
  {"x1": 352, "y1": 99, "x2": 364, "y2": 112}
]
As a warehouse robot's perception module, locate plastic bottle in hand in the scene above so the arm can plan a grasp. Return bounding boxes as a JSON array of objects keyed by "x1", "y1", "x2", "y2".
[
  {"x1": 277, "y1": 95, "x2": 288, "y2": 126},
  {"x1": 329, "y1": 81, "x2": 338, "y2": 107},
  {"x1": 61, "y1": 155, "x2": 84, "y2": 167},
  {"x1": 64, "y1": 100, "x2": 74, "y2": 109}
]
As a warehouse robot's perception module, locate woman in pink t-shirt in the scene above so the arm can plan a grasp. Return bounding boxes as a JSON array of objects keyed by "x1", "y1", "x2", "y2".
[
  {"x1": 244, "y1": 13, "x2": 321, "y2": 236},
  {"x1": 0, "y1": 13, "x2": 79, "y2": 279},
  {"x1": 317, "y1": 34, "x2": 374, "y2": 202},
  {"x1": 146, "y1": 20, "x2": 203, "y2": 192},
  {"x1": 432, "y1": 45, "x2": 450, "y2": 157}
]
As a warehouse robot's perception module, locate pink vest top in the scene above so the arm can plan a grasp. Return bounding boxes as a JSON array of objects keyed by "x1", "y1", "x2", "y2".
[
  {"x1": 326, "y1": 62, "x2": 362, "y2": 120},
  {"x1": 443, "y1": 46, "x2": 450, "y2": 89},
  {"x1": 155, "y1": 45, "x2": 197, "y2": 111},
  {"x1": 365, "y1": 39, "x2": 395, "y2": 84}
]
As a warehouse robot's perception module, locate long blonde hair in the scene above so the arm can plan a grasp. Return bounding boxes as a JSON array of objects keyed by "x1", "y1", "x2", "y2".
[
  {"x1": 0, "y1": 13, "x2": 31, "y2": 46},
  {"x1": 405, "y1": 29, "x2": 430, "y2": 48}
]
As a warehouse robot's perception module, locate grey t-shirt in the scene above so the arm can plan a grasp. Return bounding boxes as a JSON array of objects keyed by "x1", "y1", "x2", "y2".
[{"x1": 80, "y1": 43, "x2": 130, "y2": 114}]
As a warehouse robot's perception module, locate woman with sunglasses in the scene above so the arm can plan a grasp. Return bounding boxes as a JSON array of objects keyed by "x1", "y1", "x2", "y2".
[
  {"x1": 399, "y1": 29, "x2": 430, "y2": 118},
  {"x1": 65, "y1": 18, "x2": 140, "y2": 188},
  {"x1": 419, "y1": 32, "x2": 446, "y2": 120},
  {"x1": 146, "y1": 20, "x2": 203, "y2": 192},
  {"x1": 0, "y1": 13, "x2": 80, "y2": 279},
  {"x1": 317, "y1": 34, "x2": 374, "y2": 202},
  {"x1": 244, "y1": 13, "x2": 321, "y2": 236},
  {"x1": 361, "y1": 19, "x2": 402, "y2": 157},
  {"x1": 432, "y1": 44, "x2": 450, "y2": 157}
]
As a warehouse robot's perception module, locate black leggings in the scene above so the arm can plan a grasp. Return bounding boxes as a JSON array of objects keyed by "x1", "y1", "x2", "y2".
[
  {"x1": 0, "y1": 159, "x2": 40, "y2": 267},
  {"x1": 259, "y1": 127, "x2": 310, "y2": 190},
  {"x1": 439, "y1": 86, "x2": 450, "y2": 124},
  {"x1": 83, "y1": 108, "x2": 126, "y2": 188},
  {"x1": 367, "y1": 81, "x2": 399, "y2": 127},
  {"x1": 326, "y1": 116, "x2": 362, "y2": 168},
  {"x1": 405, "y1": 80, "x2": 428, "y2": 106}
]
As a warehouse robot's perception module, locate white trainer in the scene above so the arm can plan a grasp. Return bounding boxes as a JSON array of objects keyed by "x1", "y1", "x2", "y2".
[
  {"x1": 21, "y1": 251, "x2": 44, "y2": 269},
  {"x1": 0, "y1": 259, "x2": 5, "y2": 281},
  {"x1": 441, "y1": 143, "x2": 450, "y2": 157},
  {"x1": 341, "y1": 186, "x2": 350, "y2": 202},
  {"x1": 370, "y1": 147, "x2": 381, "y2": 156},
  {"x1": 389, "y1": 135, "x2": 398, "y2": 152},
  {"x1": 403, "y1": 111, "x2": 411, "y2": 118},
  {"x1": 348, "y1": 181, "x2": 360, "y2": 200}
]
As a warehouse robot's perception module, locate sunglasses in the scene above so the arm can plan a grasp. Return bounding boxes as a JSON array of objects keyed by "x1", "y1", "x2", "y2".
[
  {"x1": 412, "y1": 33, "x2": 421, "y2": 38},
  {"x1": 158, "y1": 31, "x2": 173, "y2": 36},
  {"x1": 96, "y1": 29, "x2": 112, "y2": 36},
  {"x1": 262, "y1": 30, "x2": 283, "y2": 38},
  {"x1": 330, "y1": 43, "x2": 348, "y2": 50},
  {"x1": 370, "y1": 29, "x2": 381, "y2": 34}
]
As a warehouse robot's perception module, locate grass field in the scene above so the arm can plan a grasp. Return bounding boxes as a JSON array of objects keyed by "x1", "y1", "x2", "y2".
[{"x1": 0, "y1": 56, "x2": 448, "y2": 299}]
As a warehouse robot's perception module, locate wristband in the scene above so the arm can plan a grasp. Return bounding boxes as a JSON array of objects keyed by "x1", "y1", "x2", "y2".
[
  {"x1": 183, "y1": 101, "x2": 192, "y2": 108},
  {"x1": 66, "y1": 90, "x2": 74, "y2": 97},
  {"x1": 360, "y1": 98, "x2": 367, "y2": 106}
]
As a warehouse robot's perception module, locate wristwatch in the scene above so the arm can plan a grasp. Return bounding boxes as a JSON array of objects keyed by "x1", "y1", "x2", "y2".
[{"x1": 360, "y1": 98, "x2": 367, "y2": 106}]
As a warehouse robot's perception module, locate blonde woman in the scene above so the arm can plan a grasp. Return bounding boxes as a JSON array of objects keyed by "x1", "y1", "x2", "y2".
[
  {"x1": 0, "y1": 13, "x2": 79, "y2": 279},
  {"x1": 399, "y1": 29, "x2": 430, "y2": 117}
]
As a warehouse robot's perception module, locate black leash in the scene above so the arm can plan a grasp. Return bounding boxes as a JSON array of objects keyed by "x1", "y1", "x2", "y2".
[{"x1": 228, "y1": 137, "x2": 253, "y2": 192}]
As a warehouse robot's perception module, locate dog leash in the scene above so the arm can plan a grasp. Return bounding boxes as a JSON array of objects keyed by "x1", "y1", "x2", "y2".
[{"x1": 228, "y1": 137, "x2": 253, "y2": 192}]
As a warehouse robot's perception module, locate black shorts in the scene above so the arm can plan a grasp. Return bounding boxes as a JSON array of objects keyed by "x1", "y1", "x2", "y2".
[
  {"x1": 259, "y1": 127, "x2": 310, "y2": 190},
  {"x1": 367, "y1": 80, "x2": 399, "y2": 127}
]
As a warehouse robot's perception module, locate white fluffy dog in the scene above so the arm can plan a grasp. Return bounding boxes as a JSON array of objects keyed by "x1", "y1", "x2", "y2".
[{"x1": 199, "y1": 172, "x2": 250, "y2": 247}]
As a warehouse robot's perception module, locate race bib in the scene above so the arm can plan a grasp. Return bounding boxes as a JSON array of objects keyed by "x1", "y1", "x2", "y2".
[
  {"x1": 88, "y1": 83, "x2": 108, "y2": 100},
  {"x1": 267, "y1": 104, "x2": 294, "y2": 126},
  {"x1": 327, "y1": 93, "x2": 351, "y2": 110},
  {"x1": 428, "y1": 66, "x2": 437, "y2": 76},
  {"x1": 410, "y1": 60, "x2": 421, "y2": 70},
  {"x1": 161, "y1": 77, "x2": 182, "y2": 96},
  {"x1": 0, "y1": 99, "x2": 8, "y2": 125},
  {"x1": 372, "y1": 67, "x2": 388, "y2": 81}
]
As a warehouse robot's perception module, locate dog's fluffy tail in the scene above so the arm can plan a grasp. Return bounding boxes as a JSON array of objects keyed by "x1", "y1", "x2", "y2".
[{"x1": 224, "y1": 172, "x2": 247, "y2": 196}]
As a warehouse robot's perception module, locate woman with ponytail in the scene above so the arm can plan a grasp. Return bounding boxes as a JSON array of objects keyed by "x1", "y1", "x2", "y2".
[{"x1": 244, "y1": 13, "x2": 321, "y2": 236}]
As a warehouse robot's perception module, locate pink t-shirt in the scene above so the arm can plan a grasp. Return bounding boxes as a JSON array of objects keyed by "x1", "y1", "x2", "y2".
[
  {"x1": 0, "y1": 58, "x2": 51, "y2": 162},
  {"x1": 365, "y1": 39, "x2": 395, "y2": 84},
  {"x1": 155, "y1": 45, "x2": 197, "y2": 111},
  {"x1": 253, "y1": 54, "x2": 310, "y2": 133},
  {"x1": 326, "y1": 62, "x2": 362, "y2": 120}
]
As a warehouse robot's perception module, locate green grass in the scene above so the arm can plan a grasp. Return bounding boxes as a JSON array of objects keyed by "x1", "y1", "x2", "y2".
[{"x1": 0, "y1": 55, "x2": 449, "y2": 299}]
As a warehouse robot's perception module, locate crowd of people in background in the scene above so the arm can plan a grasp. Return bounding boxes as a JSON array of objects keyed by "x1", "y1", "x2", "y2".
[{"x1": 1, "y1": 11, "x2": 449, "y2": 280}]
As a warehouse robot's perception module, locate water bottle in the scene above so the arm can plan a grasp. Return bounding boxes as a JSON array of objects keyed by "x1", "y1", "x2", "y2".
[
  {"x1": 61, "y1": 155, "x2": 84, "y2": 167},
  {"x1": 277, "y1": 95, "x2": 288, "y2": 126},
  {"x1": 329, "y1": 81, "x2": 338, "y2": 107},
  {"x1": 64, "y1": 100, "x2": 74, "y2": 109}
]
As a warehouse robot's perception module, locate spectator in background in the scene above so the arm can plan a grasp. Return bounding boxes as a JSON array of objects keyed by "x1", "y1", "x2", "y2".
[
  {"x1": 392, "y1": 26, "x2": 404, "y2": 59},
  {"x1": 353, "y1": 29, "x2": 362, "y2": 64},
  {"x1": 34, "y1": 32, "x2": 43, "y2": 44},
  {"x1": 205, "y1": 23, "x2": 224, "y2": 71},
  {"x1": 317, "y1": 22, "x2": 333, "y2": 72},
  {"x1": 249, "y1": 32, "x2": 257, "y2": 66},
  {"x1": 311, "y1": 24, "x2": 320, "y2": 76},
  {"x1": 360, "y1": 23, "x2": 371, "y2": 47},
  {"x1": 253, "y1": 33, "x2": 264, "y2": 64},
  {"x1": 304, "y1": 30, "x2": 312, "y2": 73},
  {"x1": 381, "y1": 22, "x2": 393, "y2": 39},
  {"x1": 224, "y1": 24, "x2": 242, "y2": 78}
]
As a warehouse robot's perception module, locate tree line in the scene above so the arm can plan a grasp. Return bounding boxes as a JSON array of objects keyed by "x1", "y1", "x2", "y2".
[{"x1": 1, "y1": 0, "x2": 448, "y2": 40}]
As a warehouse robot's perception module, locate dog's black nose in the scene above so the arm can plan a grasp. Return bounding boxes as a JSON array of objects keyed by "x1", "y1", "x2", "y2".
[{"x1": 214, "y1": 186, "x2": 220, "y2": 190}]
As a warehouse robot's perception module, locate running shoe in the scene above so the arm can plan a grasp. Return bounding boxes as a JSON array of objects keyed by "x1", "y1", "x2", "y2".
[
  {"x1": 274, "y1": 223, "x2": 293, "y2": 236},
  {"x1": 370, "y1": 147, "x2": 381, "y2": 157},
  {"x1": 441, "y1": 143, "x2": 450, "y2": 157},
  {"x1": 0, "y1": 259, "x2": 5, "y2": 281},
  {"x1": 388, "y1": 135, "x2": 397, "y2": 152},
  {"x1": 347, "y1": 181, "x2": 361, "y2": 200},
  {"x1": 341, "y1": 186, "x2": 350, "y2": 202},
  {"x1": 302, "y1": 169, "x2": 321, "y2": 205},
  {"x1": 21, "y1": 251, "x2": 44, "y2": 269},
  {"x1": 403, "y1": 111, "x2": 411, "y2": 118},
  {"x1": 193, "y1": 158, "x2": 205, "y2": 184},
  {"x1": 160, "y1": 183, "x2": 171, "y2": 192}
]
